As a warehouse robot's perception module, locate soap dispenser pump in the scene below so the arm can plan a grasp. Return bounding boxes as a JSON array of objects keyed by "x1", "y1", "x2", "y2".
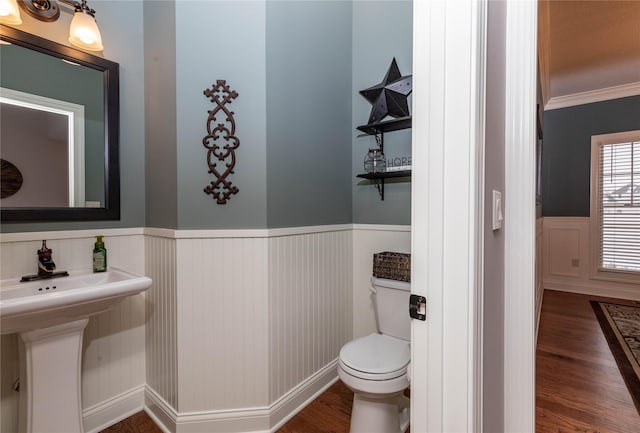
[{"x1": 93, "y1": 236, "x2": 107, "y2": 272}]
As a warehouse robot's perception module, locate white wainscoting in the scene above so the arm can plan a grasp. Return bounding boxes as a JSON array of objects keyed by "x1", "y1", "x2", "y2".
[
  {"x1": 0, "y1": 229, "x2": 147, "y2": 433},
  {"x1": 176, "y1": 236, "x2": 270, "y2": 413},
  {"x1": 144, "y1": 234, "x2": 178, "y2": 412},
  {"x1": 144, "y1": 226, "x2": 353, "y2": 432},
  {"x1": 536, "y1": 217, "x2": 544, "y2": 339},
  {"x1": 1, "y1": 225, "x2": 409, "y2": 433},
  {"x1": 352, "y1": 225, "x2": 411, "y2": 339},
  {"x1": 268, "y1": 228, "x2": 352, "y2": 426},
  {"x1": 542, "y1": 217, "x2": 640, "y2": 300}
]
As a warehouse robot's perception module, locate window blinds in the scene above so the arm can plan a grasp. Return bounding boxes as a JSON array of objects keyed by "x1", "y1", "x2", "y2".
[{"x1": 598, "y1": 140, "x2": 640, "y2": 273}]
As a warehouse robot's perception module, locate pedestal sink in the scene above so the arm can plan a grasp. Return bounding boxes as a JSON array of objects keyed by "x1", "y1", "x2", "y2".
[{"x1": 0, "y1": 268, "x2": 152, "y2": 433}]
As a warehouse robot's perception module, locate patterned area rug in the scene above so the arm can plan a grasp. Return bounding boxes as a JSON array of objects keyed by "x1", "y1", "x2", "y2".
[{"x1": 591, "y1": 301, "x2": 640, "y2": 414}]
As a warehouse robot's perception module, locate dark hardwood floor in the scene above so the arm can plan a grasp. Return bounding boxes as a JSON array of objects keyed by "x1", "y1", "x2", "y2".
[
  {"x1": 100, "y1": 381, "x2": 409, "y2": 433},
  {"x1": 100, "y1": 410, "x2": 162, "y2": 433},
  {"x1": 536, "y1": 290, "x2": 640, "y2": 433},
  {"x1": 104, "y1": 289, "x2": 640, "y2": 433},
  {"x1": 276, "y1": 380, "x2": 355, "y2": 433}
]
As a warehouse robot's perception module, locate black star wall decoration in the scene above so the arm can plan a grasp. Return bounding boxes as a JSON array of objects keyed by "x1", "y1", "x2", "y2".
[{"x1": 359, "y1": 58, "x2": 412, "y2": 125}]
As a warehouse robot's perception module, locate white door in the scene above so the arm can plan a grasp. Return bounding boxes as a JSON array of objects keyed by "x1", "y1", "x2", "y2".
[
  {"x1": 410, "y1": 1, "x2": 537, "y2": 432},
  {"x1": 410, "y1": 1, "x2": 486, "y2": 431}
]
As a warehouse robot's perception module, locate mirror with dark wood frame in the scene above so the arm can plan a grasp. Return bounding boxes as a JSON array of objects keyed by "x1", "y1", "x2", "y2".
[{"x1": 0, "y1": 25, "x2": 119, "y2": 222}]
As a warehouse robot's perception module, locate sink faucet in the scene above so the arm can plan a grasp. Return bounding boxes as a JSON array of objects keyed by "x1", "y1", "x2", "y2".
[
  {"x1": 19, "y1": 241, "x2": 69, "y2": 282},
  {"x1": 37, "y1": 240, "x2": 56, "y2": 276}
]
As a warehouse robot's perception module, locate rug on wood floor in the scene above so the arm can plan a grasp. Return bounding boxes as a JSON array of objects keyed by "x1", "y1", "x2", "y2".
[{"x1": 591, "y1": 301, "x2": 640, "y2": 414}]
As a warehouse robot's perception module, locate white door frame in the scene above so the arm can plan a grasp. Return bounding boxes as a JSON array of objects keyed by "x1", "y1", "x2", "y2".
[
  {"x1": 503, "y1": 1, "x2": 537, "y2": 432},
  {"x1": 411, "y1": 1, "x2": 487, "y2": 431},
  {"x1": 411, "y1": 1, "x2": 537, "y2": 432}
]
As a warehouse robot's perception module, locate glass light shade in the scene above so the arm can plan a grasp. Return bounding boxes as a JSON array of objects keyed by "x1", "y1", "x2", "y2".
[
  {"x1": 0, "y1": 0, "x2": 22, "y2": 25},
  {"x1": 69, "y1": 11, "x2": 103, "y2": 51}
]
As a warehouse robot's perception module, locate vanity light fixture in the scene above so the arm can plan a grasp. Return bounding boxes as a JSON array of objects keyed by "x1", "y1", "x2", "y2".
[
  {"x1": 0, "y1": 0, "x2": 22, "y2": 25},
  {"x1": 3, "y1": 0, "x2": 103, "y2": 51},
  {"x1": 67, "y1": 0, "x2": 103, "y2": 51}
]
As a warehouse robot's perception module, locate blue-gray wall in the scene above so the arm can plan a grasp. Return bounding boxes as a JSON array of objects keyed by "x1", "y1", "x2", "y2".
[
  {"x1": 1, "y1": 0, "x2": 146, "y2": 233},
  {"x1": 2, "y1": 0, "x2": 413, "y2": 232},
  {"x1": 352, "y1": 1, "x2": 413, "y2": 225},
  {"x1": 542, "y1": 95, "x2": 640, "y2": 216},
  {"x1": 144, "y1": 0, "x2": 178, "y2": 229},
  {"x1": 266, "y1": 1, "x2": 353, "y2": 228},
  {"x1": 175, "y1": 0, "x2": 268, "y2": 229}
]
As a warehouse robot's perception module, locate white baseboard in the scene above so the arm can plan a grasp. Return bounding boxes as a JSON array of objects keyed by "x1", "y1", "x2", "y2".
[
  {"x1": 83, "y1": 385, "x2": 145, "y2": 433},
  {"x1": 544, "y1": 278, "x2": 640, "y2": 301},
  {"x1": 144, "y1": 361, "x2": 338, "y2": 433},
  {"x1": 269, "y1": 360, "x2": 339, "y2": 432}
]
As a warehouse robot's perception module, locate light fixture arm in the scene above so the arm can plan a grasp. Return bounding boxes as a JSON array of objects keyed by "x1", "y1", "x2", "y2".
[{"x1": 58, "y1": 0, "x2": 94, "y2": 16}]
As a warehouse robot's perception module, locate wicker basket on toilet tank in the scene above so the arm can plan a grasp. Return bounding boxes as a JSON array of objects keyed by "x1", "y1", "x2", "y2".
[{"x1": 372, "y1": 252, "x2": 411, "y2": 282}]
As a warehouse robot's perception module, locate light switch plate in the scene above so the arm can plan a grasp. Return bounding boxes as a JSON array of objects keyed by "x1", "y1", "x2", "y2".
[{"x1": 492, "y1": 190, "x2": 503, "y2": 231}]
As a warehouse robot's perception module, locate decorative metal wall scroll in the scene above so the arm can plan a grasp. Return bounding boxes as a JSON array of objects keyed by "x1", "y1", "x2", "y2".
[{"x1": 202, "y1": 80, "x2": 240, "y2": 204}]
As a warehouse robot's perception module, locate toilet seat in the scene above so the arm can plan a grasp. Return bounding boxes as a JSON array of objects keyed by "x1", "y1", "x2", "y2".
[{"x1": 339, "y1": 333, "x2": 409, "y2": 381}]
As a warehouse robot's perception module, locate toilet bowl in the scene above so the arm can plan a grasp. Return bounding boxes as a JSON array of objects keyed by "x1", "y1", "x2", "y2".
[{"x1": 338, "y1": 277, "x2": 411, "y2": 433}]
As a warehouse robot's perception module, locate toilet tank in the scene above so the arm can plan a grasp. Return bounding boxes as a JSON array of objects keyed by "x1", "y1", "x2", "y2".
[{"x1": 371, "y1": 277, "x2": 411, "y2": 341}]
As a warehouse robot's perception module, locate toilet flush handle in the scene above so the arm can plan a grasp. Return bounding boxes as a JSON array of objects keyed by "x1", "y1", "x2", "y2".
[{"x1": 369, "y1": 285, "x2": 377, "y2": 295}]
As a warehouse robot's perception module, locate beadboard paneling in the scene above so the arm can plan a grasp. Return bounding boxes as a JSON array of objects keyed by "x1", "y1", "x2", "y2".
[
  {"x1": 144, "y1": 235, "x2": 178, "y2": 410},
  {"x1": 176, "y1": 237, "x2": 270, "y2": 412},
  {"x1": 0, "y1": 232, "x2": 146, "y2": 432},
  {"x1": 352, "y1": 225, "x2": 411, "y2": 339},
  {"x1": 269, "y1": 229, "x2": 352, "y2": 403},
  {"x1": 82, "y1": 234, "x2": 146, "y2": 410}
]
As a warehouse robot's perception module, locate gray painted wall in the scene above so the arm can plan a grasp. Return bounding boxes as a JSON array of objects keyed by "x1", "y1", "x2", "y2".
[
  {"x1": 144, "y1": 0, "x2": 178, "y2": 229},
  {"x1": 2, "y1": 0, "x2": 413, "y2": 232},
  {"x1": 483, "y1": 1, "x2": 506, "y2": 431},
  {"x1": 1, "y1": 0, "x2": 146, "y2": 233},
  {"x1": 175, "y1": 0, "x2": 267, "y2": 229},
  {"x1": 351, "y1": 1, "x2": 413, "y2": 225},
  {"x1": 542, "y1": 95, "x2": 640, "y2": 217},
  {"x1": 266, "y1": 1, "x2": 353, "y2": 228}
]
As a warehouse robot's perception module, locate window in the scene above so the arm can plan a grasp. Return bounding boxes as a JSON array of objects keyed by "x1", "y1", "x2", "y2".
[{"x1": 590, "y1": 131, "x2": 640, "y2": 280}]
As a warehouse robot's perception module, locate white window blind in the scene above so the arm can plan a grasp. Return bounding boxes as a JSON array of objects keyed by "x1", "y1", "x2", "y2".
[{"x1": 597, "y1": 140, "x2": 640, "y2": 273}]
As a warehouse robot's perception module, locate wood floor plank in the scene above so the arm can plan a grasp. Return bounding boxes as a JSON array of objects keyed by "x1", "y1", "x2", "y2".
[{"x1": 536, "y1": 290, "x2": 640, "y2": 433}]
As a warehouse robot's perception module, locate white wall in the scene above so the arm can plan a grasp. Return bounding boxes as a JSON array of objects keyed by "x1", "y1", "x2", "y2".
[
  {"x1": 145, "y1": 226, "x2": 355, "y2": 432},
  {"x1": 542, "y1": 217, "x2": 640, "y2": 300},
  {"x1": 352, "y1": 225, "x2": 411, "y2": 339},
  {"x1": 1, "y1": 225, "x2": 406, "y2": 432}
]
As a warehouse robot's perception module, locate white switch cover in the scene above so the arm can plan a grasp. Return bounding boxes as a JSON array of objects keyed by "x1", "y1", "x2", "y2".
[{"x1": 492, "y1": 190, "x2": 503, "y2": 231}]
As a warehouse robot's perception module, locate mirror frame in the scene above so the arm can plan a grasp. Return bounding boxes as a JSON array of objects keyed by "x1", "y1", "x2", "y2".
[{"x1": 0, "y1": 25, "x2": 120, "y2": 222}]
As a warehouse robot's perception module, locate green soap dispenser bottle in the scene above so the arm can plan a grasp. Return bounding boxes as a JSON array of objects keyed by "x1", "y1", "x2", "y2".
[{"x1": 93, "y1": 236, "x2": 107, "y2": 272}]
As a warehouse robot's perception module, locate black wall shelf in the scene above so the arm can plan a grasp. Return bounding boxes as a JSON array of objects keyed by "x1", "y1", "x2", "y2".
[
  {"x1": 356, "y1": 117, "x2": 412, "y2": 200},
  {"x1": 356, "y1": 170, "x2": 412, "y2": 180},
  {"x1": 357, "y1": 116, "x2": 412, "y2": 135}
]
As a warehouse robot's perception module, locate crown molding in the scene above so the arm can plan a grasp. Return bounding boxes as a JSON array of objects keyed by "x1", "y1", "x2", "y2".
[
  {"x1": 537, "y1": 0, "x2": 551, "y2": 108},
  {"x1": 544, "y1": 81, "x2": 640, "y2": 111}
]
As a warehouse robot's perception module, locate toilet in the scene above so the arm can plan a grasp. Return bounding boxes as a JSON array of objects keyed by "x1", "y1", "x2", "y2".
[{"x1": 338, "y1": 277, "x2": 411, "y2": 433}]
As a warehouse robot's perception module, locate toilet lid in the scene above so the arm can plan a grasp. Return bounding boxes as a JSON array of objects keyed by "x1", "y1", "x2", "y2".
[{"x1": 340, "y1": 333, "x2": 410, "y2": 375}]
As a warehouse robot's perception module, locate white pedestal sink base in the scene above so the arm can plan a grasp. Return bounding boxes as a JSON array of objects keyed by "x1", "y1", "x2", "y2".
[{"x1": 19, "y1": 318, "x2": 89, "y2": 433}]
